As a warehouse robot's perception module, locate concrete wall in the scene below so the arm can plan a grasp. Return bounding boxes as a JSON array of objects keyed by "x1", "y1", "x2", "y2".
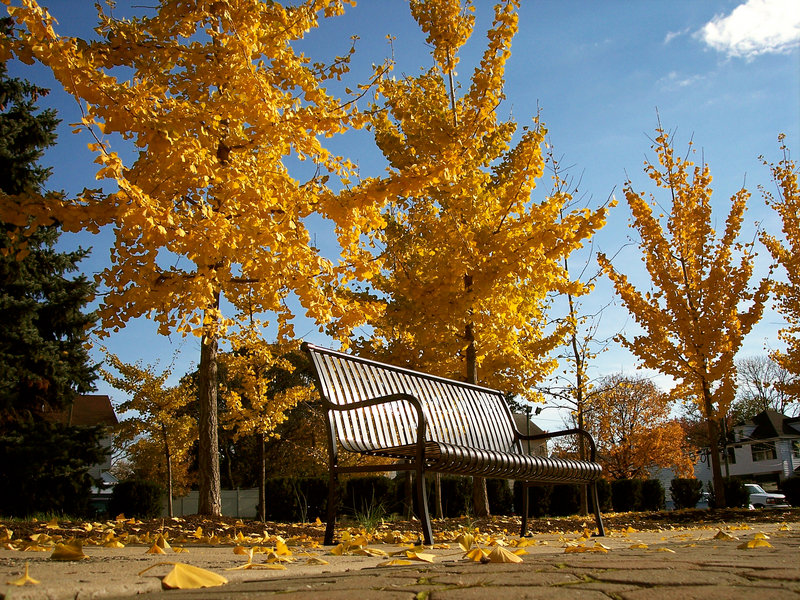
[{"x1": 163, "y1": 489, "x2": 260, "y2": 518}]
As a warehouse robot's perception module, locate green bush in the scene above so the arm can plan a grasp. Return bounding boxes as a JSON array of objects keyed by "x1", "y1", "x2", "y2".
[
  {"x1": 596, "y1": 479, "x2": 613, "y2": 511},
  {"x1": 670, "y1": 478, "x2": 703, "y2": 509},
  {"x1": 611, "y1": 479, "x2": 642, "y2": 512},
  {"x1": 263, "y1": 477, "x2": 328, "y2": 522},
  {"x1": 549, "y1": 484, "x2": 581, "y2": 516},
  {"x1": 109, "y1": 479, "x2": 164, "y2": 519},
  {"x1": 0, "y1": 421, "x2": 107, "y2": 518},
  {"x1": 782, "y1": 476, "x2": 800, "y2": 507},
  {"x1": 513, "y1": 483, "x2": 551, "y2": 518},
  {"x1": 640, "y1": 479, "x2": 665, "y2": 511},
  {"x1": 486, "y1": 479, "x2": 514, "y2": 515}
]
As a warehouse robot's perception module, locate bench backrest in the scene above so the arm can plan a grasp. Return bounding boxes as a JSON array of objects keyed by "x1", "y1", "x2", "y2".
[{"x1": 303, "y1": 343, "x2": 518, "y2": 454}]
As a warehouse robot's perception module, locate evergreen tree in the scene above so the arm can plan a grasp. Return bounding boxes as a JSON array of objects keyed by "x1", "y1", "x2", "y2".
[{"x1": 0, "y1": 22, "x2": 97, "y2": 422}]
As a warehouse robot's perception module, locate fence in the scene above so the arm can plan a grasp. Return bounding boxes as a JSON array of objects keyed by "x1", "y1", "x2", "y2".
[{"x1": 163, "y1": 489, "x2": 260, "y2": 518}]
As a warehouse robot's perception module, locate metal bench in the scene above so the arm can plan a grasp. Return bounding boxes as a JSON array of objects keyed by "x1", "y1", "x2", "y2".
[{"x1": 302, "y1": 342, "x2": 605, "y2": 544}]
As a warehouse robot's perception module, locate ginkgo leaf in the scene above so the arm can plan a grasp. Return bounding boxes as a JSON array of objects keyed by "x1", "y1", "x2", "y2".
[
  {"x1": 457, "y1": 533, "x2": 475, "y2": 551},
  {"x1": 103, "y1": 540, "x2": 125, "y2": 548},
  {"x1": 7, "y1": 563, "x2": 40, "y2": 586},
  {"x1": 139, "y1": 562, "x2": 228, "y2": 590},
  {"x1": 377, "y1": 559, "x2": 415, "y2": 567},
  {"x1": 405, "y1": 550, "x2": 435, "y2": 563},
  {"x1": 487, "y1": 546, "x2": 523, "y2": 563},
  {"x1": 629, "y1": 543, "x2": 649, "y2": 549},
  {"x1": 155, "y1": 534, "x2": 171, "y2": 550},
  {"x1": 464, "y1": 548, "x2": 489, "y2": 563},
  {"x1": 656, "y1": 548, "x2": 676, "y2": 553},
  {"x1": 738, "y1": 539, "x2": 773, "y2": 549},
  {"x1": 306, "y1": 557, "x2": 329, "y2": 565},
  {"x1": 146, "y1": 543, "x2": 167, "y2": 554},
  {"x1": 51, "y1": 542, "x2": 87, "y2": 561},
  {"x1": 753, "y1": 532, "x2": 770, "y2": 540},
  {"x1": 713, "y1": 531, "x2": 738, "y2": 541}
]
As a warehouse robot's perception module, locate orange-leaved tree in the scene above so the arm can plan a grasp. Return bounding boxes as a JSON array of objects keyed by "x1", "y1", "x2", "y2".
[
  {"x1": 584, "y1": 373, "x2": 694, "y2": 481},
  {"x1": 219, "y1": 321, "x2": 314, "y2": 521},
  {"x1": 1, "y1": 0, "x2": 388, "y2": 515},
  {"x1": 598, "y1": 127, "x2": 770, "y2": 506},
  {"x1": 101, "y1": 351, "x2": 196, "y2": 518},
  {"x1": 760, "y1": 135, "x2": 800, "y2": 400},
  {"x1": 343, "y1": 0, "x2": 610, "y2": 516}
]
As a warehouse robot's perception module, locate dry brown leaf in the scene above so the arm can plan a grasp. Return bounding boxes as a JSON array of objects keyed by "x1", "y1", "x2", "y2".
[{"x1": 7, "y1": 563, "x2": 40, "y2": 586}]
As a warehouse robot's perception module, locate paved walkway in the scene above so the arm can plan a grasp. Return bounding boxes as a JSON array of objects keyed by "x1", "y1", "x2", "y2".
[{"x1": 1, "y1": 521, "x2": 798, "y2": 599}]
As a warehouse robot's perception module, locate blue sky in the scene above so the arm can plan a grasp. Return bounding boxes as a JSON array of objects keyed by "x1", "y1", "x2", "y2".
[{"x1": 6, "y1": 0, "x2": 800, "y2": 428}]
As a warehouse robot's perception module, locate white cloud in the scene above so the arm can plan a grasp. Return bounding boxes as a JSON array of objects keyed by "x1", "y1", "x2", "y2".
[
  {"x1": 658, "y1": 71, "x2": 705, "y2": 90},
  {"x1": 664, "y1": 27, "x2": 691, "y2": 45},
  {"x1": 696, "y1": 0, "x2": 800, "y2": 59}
]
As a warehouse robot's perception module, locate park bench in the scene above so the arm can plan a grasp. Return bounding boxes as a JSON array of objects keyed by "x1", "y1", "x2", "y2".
[{"x1": 302, "y1": 342, "x2": 606, "y2": 545}]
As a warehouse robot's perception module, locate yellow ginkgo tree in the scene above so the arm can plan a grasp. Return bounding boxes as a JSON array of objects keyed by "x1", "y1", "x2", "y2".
[
  {"x1": 219, "y1": 321, "x2": 314, "y2": 521},
  {"x1": 760, "y1": 135, "x2": 800, "y2": 399},
  {"x1": 598, "y1": 127, "x2": 770, "y2": 507},
  {"x1": 1, "y1": 0, "x2": 388, "y2": 515},
  {"x1": 101, "y1": 351, "x2": 196, "y2": 518},
  {"x1": 343, "y1": 0, "x2": 610, "y2": 515}
]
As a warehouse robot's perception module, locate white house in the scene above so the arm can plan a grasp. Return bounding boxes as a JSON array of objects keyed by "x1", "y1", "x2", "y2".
[{"x1": 694, "y1": 409, "x2": 800, "y2": 490}]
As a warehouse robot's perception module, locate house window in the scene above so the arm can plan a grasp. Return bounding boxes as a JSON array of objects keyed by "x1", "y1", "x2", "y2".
[
  {"x1": 792, "y1": 440, "x2": 800, "y2": 459},
  {"x1": 751, "y1": 442, "x2": 777, "y2": 462}
]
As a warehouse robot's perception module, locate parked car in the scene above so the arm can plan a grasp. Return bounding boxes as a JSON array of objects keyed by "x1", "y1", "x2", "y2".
[{"x1": 744, "y1": 483, "x2": 790, "y2": 509}]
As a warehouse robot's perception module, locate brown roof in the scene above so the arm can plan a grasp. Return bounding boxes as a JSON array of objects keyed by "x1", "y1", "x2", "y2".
[{"x1": 43, "y1": 394, "x2": 118, "y2": 427}]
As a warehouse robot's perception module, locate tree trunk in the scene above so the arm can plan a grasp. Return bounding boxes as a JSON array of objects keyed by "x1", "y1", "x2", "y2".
[
  {"x1": 163, "y1": 425, "x2": 174, "y2": 518},
  {"x1": 257, "y1": 432, "x2": 266, "y2": 522},
  {"x1": 702, "y1": 384, "x2": 726, "y2": 508},
  {"x1": 197, "y1": 314, "x2": 222, "y2": 516},
  {"x1": 463, "y1": 282, "x2": 490, "y2": 518}
]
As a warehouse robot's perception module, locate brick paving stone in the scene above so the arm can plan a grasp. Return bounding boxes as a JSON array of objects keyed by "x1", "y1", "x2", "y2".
[
  {"x1": 618, "y1": 584, "x2": 799, "y2": 600},
  {"x1": 589, "y1": 567, "x2": 752, "y2": 586}
]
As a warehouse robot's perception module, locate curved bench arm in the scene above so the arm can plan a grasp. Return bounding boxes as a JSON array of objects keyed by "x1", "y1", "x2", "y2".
[{"x1": 516, "y1": 427, "x2": 598, "y2": 461}]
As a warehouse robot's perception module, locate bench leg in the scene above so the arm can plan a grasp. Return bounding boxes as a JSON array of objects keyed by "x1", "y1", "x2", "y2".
[
  {"x1": 520, "y1": 483, "x2": 529, "y2": 537},
  {"x1": 324, "y1": 472, "x2": 339, "y2": 545},
  {"x1": 590, "y1": 482, "x2": 605, "y2": 537},
  {"x1": 415, "y1": 469, "x2": 433, "y2": 545}
]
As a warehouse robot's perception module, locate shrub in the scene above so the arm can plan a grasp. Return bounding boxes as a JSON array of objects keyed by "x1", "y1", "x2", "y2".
[
  {"x1": 782, "y1": 475, "x2": 800, "y2": 507},
  {"x1": 263, "y1": 477, "x2": 328, "y2": 522},
  {"x1": 0, "y1": 421, "x2": 107, "y2": 518},
  {"x1": 109, "y1": 479, "x2": 164, "y2": 519},
  {"x1": 549, "y1": 484, "x2": 581, "y2": 516},
  {"x1": 596, "y1": 479, "x2": 613, "y2": 511},
  {"x1": 486, "y1": 479, "x2": 514, "y2": 515},
  {"x1": 513, "y1": 483, "x2": 551, "y2": 518},
  {"x1": 640, "y1": 479, "x2": 665, "y2": 511},
  {"x1": 611, "y1": 479, "x2": 643, "y2": 512},
  {"x1": 670, "y1": 478, "x2": 703, "y2": 509}
]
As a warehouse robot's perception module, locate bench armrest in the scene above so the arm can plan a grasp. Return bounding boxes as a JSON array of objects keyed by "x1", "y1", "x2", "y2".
[
  {"x1": 516, "y1": 427, "x2": 598, "y2": 461},
  {"x1": 327, "y1": 393, "x2": 428, "y2": 449}
]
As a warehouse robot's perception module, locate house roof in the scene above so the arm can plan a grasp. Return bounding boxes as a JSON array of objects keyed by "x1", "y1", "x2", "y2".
[
  {"x1": 43, "y1": 394, "x2": 118, "y2": 427},
  {"x1": 745, "y1": 409, "x2": 800, "y2": 439}
]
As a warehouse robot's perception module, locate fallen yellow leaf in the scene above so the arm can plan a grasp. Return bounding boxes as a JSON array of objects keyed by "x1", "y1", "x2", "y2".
[
  {"x1": 139, "y1": 562, "x2": 228, "y2": 590},
  {"x1": 51, "y1": 542, "x2": 87, "y2": 561},
  {"x1": 7, "y1": 563, "x2": 40, "y2": 586},
  {"x1": 146, "y1": 543, "x2": 167, "y2": 555},
  {"x1": 377, "y1": 559, "x2": 414, "y2": 567},
  {"x1": 465, "y1": 547, "x2": 489, "y2": 563},
  {"x1": 738, "y1": 539, "x2": 773, "y2": 549},
  {"x1": 487, "y1": 546, "x2": 523, "y2": 563},
  {"x1": 306, "y1": 557, "x2": 329, "y2": 565},
  {"x1": 406, "y1": 550, "x2": 435, "y2": 563},
  {"x1": 629, "y1": 543, "x2": 648, "y2": 549},
  {"x1": 713, "y1": 531, "x2": 738, "y2": 541}
]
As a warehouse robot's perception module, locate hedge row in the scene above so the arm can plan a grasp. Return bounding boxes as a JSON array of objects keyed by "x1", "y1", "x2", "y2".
[{"x1": 256, "y1": 475, "x2": 668, "y2": 522}]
